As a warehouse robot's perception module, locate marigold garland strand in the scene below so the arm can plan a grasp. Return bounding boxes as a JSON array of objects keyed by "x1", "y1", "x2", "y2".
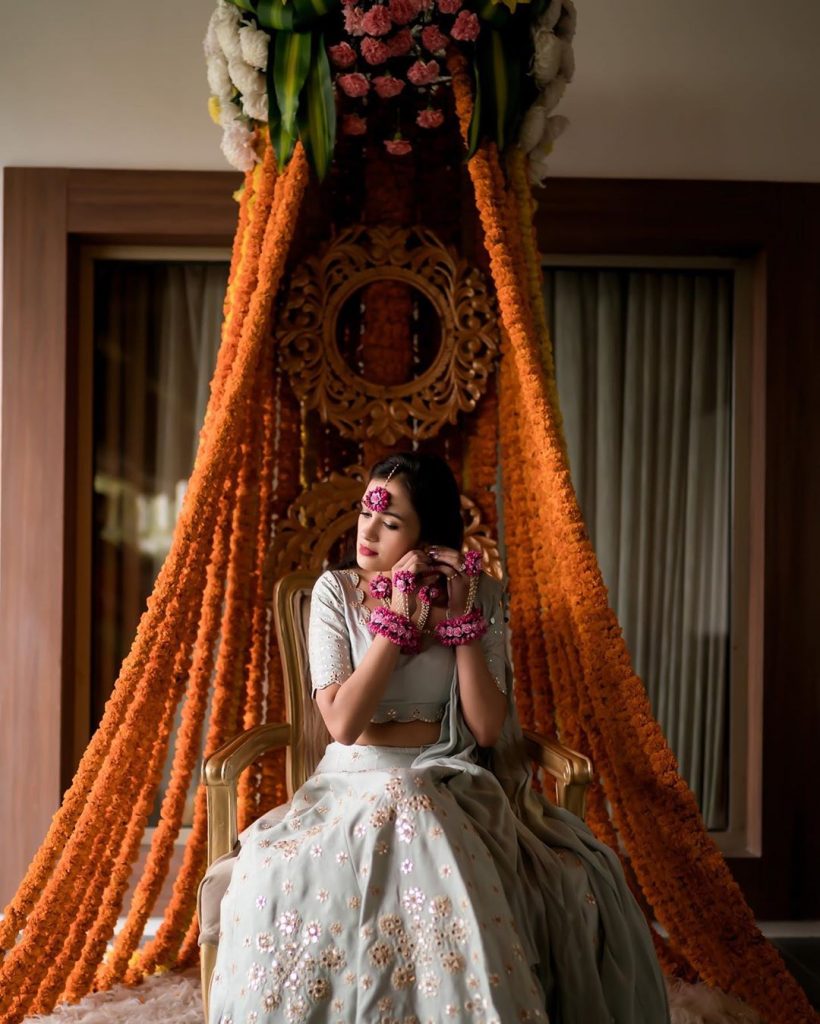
[
  {"x1": 447, "y1": 44, "x2": 817, "y2": 1023},
  {"x1": 119, "y1": 140, "x2": 309, "y2": 987},
  {"x1": 238, "y1": 343, "x2": 277, "y2": 831},
  {"x1": 99, "y1": 468, "x2": 238, "y2": 987},
  {"x1": 0, "y1": 140, "x2": 308, "y2": 1022}
]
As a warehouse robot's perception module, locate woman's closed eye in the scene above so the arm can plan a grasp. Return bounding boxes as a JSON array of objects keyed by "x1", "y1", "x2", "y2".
[{"x1": 359, "y1": 511, "x2": 399, "y2": 530}]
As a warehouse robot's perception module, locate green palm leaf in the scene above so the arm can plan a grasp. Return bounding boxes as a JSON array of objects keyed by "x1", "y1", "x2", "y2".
[
  {"x1": 266, "y1": 36, "x2": 297, "y2": 170},
  {"x1": 296, "y1": 33, "x2": 337, "y2": 181},
  {"x1": 465, "y1": 55, "x2": 482, "y2": 160},
  {"x1": 256, "y1": 0, "x2": 294, "y2": 31},
  {"x1": 273, "y1": 30, "x2": 313, "y2": 135}
]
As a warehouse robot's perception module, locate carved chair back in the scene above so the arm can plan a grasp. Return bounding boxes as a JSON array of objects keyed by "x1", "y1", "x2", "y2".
[{"x1": 272, "y1": 570, "x2": 330, "y2": 798}]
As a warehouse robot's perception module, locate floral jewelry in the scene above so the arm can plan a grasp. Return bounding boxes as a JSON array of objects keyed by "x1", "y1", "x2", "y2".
[
  {"x1": 369, "y1": 574, "x2": 392, "y2": 601},
  {"x1": 463, "y1": 550, "x2": 482, "y2": 576},
  {"x1": 393, "y1": 570, "x2": 417, "y2": 594},
  {"x1": 463, "y1": 548, "x2": 483, "y2": 614},
  {"x1": 434, "y1": 607, "x2": 488, "y2": 647},
  {"x1": 368, "y1": 605, "x2": 421, "y2": 655},
  {"x1": 362, "y1": 465, "x2": 399, "y2": 513},
  {"x1": 416, "y1": 582, "x2": 441, "y2": 634},
  {"x1": 417, "y1": 583, "x2": 442, "y2": 605}
]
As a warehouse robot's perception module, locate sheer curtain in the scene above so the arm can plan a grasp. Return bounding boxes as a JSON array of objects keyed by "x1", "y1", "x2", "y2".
[
  {"x1": 543, "y1": 268, "x2": 733, "y2": 829},
  {"x1": 92, "y1": 259, "x2": 228, "y2": 820}
]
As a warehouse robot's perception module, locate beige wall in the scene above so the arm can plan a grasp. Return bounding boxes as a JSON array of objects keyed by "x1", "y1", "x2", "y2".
[
  {"x1": 2, "y1": 0, "x2": 819, "y2": 581},
  {"x1": 1, "y1": 0, "x2": 819, "y2": 182}
]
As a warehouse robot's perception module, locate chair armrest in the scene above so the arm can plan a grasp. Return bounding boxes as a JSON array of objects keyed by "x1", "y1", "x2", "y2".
[
  {"x1": 522, "y1": 729, "x2": 593, "y2": 820},
  {"x1": 203, "y1": 722, "x2": 292, "y2": 862}
]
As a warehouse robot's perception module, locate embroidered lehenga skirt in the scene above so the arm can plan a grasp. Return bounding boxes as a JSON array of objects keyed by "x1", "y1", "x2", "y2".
[{"x1": 208, "y1": 740, "x2": 670, "y2": 1024}]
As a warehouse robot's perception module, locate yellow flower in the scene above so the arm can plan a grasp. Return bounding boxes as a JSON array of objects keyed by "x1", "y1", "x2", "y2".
[
  {"x1": 489, "y1": 0, "x2": 531, "y2": 11},
  {"x1": 208, "y1": 95, "x2": 221, "y2": 126}
]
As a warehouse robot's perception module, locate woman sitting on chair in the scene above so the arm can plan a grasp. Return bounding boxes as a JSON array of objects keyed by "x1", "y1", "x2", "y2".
[{"x1": 208, "y1": 451, "x2": 670, "y2": 1024}]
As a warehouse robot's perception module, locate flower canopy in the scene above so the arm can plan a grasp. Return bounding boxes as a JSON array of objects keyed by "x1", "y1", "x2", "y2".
[
  {"x1": 205, "y1": 0, "x2": 574, "y2": 181},
  {"x1": 0, "y1": 5, "x2": 816, "y2": 1024}
]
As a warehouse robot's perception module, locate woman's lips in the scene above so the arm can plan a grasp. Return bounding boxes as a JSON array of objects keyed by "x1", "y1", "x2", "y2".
[{"x1": 359, "y1": 544, "x2": 377, "y2": 556}]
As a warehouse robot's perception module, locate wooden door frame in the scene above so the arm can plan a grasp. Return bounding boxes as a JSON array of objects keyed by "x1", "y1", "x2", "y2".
[
  {"x1": 0, "y1": 167, "x2": 240, "y2": 905},
  {"x1": 2, "y1": 168, "x2": 818, "y2": 917}
]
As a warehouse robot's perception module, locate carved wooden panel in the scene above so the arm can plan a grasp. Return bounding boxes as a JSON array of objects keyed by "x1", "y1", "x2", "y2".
[{"x1": 276, "y1": 225, "x2": 499, "y2": 444}]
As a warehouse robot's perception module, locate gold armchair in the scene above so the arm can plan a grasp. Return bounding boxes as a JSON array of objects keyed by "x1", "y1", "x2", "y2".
[{"x1": 199, "y1": 571, "x2": 593, "y2": 1019}]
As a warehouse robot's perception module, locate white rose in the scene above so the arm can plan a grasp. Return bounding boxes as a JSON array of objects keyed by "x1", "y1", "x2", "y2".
[
  {"x1": 531, "y1": 30, "x2": 563, "y2": 87},
  {"x1": 214, "y1": 2, "x2": 242, "y2": 62},
  {"x1": 228, "y1": 57, "x2": 263, "y2": 98},
  {"x1": 221, "y1": 122, "x2": 258, "y2": 172},
  {"x1": 239, "y1": 24, "x2": 270, "y2": 71},
  {"x1": 556, "y1": 0, "x2": 577, "y2": 41},
  {"x1": 242, "y1": 86, "x2": 268, "y2": 122},
  {"x1": 540, "y1": 0, "x2": 562, "y2": 31},
  {"x1": 219, "y1": 96, "x2": 242, "y2": 128},
  {"x1": 204, "y1": 13, "x2": 220, "y2": 58},
  {"x1": 206, "y1": 51, "x2": 233, "y2": 100},
  {"x1": 541, "y1": 74, "x2": 567, "y2": 114},
  {"x1": 527, "y1": 145, "x2": 552, "y2": 187},
  {"x1": 518, "y1": 102, "x2": 547, "y2": 154},
  {"x1": 540, "y1": 114, "x2": 569, "y2": 149}
]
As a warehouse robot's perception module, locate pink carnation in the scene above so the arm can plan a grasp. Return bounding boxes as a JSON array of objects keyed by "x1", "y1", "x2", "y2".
[
  {"x1": 361, "y1": 36, "x2": 390, "y2": 64},
  {"x1": 342, "y1": 113, "x2": 368, "y2": 135},
  {"x1": 406, "y1": 59, "x2": 439, "y2": 85},
  {"x1": 337, "y1": 72, "x2": 371, "y2": 97},
  {"x1": 450, "y1": 9, "x2": 479, "y2": 40},
  {"x1": 328, "y1": 42, "x2": 357, "y2": 67},
  {"x1": 361, "y1": 6, "x2": 393, "y2": 35},
  {"x1": 436, "y1": 0, "x2": 461, "y2": 11},
  {"x1": 387, "y1": 28, "x2": 414, "y2": 56},
  {"x1": 421, "y1": 25, "x2": 448, "y2": 52},
  {"x1": 416, "y1": 107, "x2": 444, "y2": 128},
  {"x1": 342, "y1": 6, "x2": 365, "y2": 36},
  {"x1": 373, "y1": 74, "x2": 405, "y2": 97},
  {"x1": 385, "y1": 137, "x2": 413, "y2": 155},
  {"x1": 388, "y1": 0, "x2": 420, "y2": 25}
]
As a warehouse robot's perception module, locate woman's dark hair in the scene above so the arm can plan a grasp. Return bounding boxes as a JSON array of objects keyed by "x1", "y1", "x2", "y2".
[{"x1": 331, "y1": 451, "x2": 463, "y2": 569}]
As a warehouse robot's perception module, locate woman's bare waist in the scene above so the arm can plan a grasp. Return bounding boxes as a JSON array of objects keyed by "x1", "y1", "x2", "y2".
[{"x1": 353, "y1": 719, "x2": 441, "y2": 747}]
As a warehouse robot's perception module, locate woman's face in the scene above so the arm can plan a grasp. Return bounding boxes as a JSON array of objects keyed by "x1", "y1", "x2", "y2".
[{"x1": 356, "y1": 476, "x2": 422, "y2": 574}]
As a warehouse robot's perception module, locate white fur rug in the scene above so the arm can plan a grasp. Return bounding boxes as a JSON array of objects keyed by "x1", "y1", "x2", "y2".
[{"x1": 23, "y1": 970, "x2": 764, "y2": 1023}]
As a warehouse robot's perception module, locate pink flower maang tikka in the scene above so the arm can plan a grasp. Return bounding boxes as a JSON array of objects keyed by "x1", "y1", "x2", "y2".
[{"x1": 362, "y1": 464, "x2": 399, "y2": 514}]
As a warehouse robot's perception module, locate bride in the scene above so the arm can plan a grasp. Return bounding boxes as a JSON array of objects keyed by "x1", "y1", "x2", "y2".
[{"x1": 206, "y1": 451, "x2": 670, "y2": 1023}]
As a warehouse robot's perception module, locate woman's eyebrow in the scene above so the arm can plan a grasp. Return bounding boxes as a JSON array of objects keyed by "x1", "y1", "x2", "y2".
[{"x1": 360, "y1": 502, "x2": 405, "y2": 521}]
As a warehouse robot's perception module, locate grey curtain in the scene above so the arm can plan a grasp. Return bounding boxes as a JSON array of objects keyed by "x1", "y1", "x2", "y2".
[
  {"x1": 92, "y1": 259, "x2": 228, "y2": 823},
  {"x1": 544, "y1": 268, "x2": 732, "y2": 830}
]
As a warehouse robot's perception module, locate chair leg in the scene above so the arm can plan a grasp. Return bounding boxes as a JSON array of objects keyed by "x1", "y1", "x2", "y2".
[{"x1": 200, "y1": 941, "x2": 218, "y2": 1023}]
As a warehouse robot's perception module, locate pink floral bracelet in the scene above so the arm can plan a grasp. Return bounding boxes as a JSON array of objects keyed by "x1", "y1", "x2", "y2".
[
  {"x1": 433, "y1": 607, "x2": 488, "y2": 647},
  {"x1": 368, "y1": 605, "x2": 421, "y2": 655}
]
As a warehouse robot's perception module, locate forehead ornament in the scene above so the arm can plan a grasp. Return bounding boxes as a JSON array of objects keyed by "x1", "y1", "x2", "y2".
[{"x1": 362, "y1": 464, "x2": 399, "y2": 513}]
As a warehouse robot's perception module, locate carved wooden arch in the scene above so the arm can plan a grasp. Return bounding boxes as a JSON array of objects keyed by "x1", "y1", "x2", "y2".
[
  {"x1": 275, "y1": 225, "x2": 500, "y2": 444},
  {"x1": 265, "y1": 465, "x2": 503, "y2": 585}
]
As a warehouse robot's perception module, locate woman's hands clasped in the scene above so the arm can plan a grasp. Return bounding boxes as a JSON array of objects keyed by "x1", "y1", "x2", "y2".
[
  {"x1": 388, "y1": 549, "x2": 438, "y2": 614},
  {"x1": 388, "y1": 545, "x2": 470, "y2": 615},
  {"x1": 425, "y1": 545, "x2": 471, "y2": 614}
]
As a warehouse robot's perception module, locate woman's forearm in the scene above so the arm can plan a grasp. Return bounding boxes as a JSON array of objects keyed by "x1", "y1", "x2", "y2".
[
  {"x1": 316, "y1": 636, "x2": 402, "y2": 744},
  {"x1": 455, "y1": 641, "x2": 507, "y2": 747}
]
